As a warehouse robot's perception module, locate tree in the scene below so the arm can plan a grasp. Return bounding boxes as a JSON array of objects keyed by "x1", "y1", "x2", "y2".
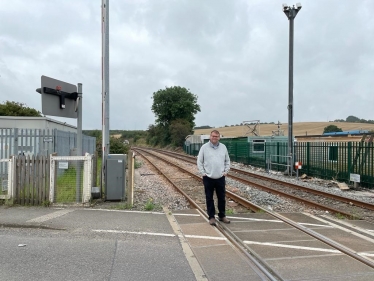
[
  {"x1": 110, "y1": 136, "x2": 129, "y2": 155},
  {"x1": 151, "y1": 86, "x2": 200, "y2": 128},
  {"x1": 0, "y1": 101, "x2": 42, "y2": 117},
  {"x1": 83, "y1": 130, "x2": 102, "y2": 138},
  {"x1": 169, "y1": 119, "x2": 193, "y2": 146},
  {"x1": 89, "y1": 130, "x2": 128, "y2": 157},
  {"x1": 323, "y1": 125, "x2": 343, "y2": 134},
  {"x1": 194, "y1": 125, "x2": 212, "y2": 129},
  {"x1": 150, "y1": 86, "x2": 200, "y2": 147},
  {"x1": 346, "y1": 115, "x2": 360, "y2": 122},
  {"x1": 95, "y1": 135, "x2": 129, "y2": 157},
  {"x1": 146, "y1": 124, "x2": 169, "y2": 146},
  {"x1": 133, "y1": 134, "x2": 141, "y2": 144}
]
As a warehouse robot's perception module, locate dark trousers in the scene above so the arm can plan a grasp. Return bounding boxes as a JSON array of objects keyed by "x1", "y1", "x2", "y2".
[{"x1": 203, "y1": 176, "x2": 226, "y2": 219}]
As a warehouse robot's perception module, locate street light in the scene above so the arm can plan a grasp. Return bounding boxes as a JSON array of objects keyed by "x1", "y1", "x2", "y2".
[{"x1": 283, "y1": 3, "x2": 301, "y2": 175}]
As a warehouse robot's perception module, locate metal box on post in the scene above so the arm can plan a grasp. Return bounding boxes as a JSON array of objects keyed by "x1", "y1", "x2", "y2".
[{"x1": 105, "y1": 154, "x2": 126, "y2": 201}]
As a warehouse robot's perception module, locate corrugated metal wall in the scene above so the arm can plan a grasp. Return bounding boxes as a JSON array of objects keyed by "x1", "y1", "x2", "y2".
[{"x1": 0, "y1": 128, "x2": 96, "y2": 159}]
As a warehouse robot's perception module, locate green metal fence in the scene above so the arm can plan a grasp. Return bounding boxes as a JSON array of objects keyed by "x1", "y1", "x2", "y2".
[
  {"x1": 184, "y1": 141, "x2": 374, "y2": 188},
  {"x1": 296, "y1": 142, "x2": 374, "y2": 188}
]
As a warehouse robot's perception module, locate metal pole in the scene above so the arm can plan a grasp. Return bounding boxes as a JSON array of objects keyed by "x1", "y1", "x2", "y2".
[
  {"x1": 288, "y1": 16, "x2": 294, "y2": 175},
  {"x1": 283, "y1": 4, "x2": 301, "y2": 175},
  {"x1": 77, "y1": 83, "x2": 83, "y2": 156},
  {"x1": 76, "y1": 83, "x2": 82, "y2": 202},
  {"x1": 101, "y1": 0, "x2": 110, "y2": 195}
]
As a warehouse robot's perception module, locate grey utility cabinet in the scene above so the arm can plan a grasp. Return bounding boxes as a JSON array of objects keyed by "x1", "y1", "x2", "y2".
[{"x1": 105, "y1": 154, "x2": 126, "y2": 200}]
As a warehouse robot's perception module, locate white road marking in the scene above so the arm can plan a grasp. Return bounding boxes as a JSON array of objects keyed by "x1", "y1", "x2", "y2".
[
  {"x1": 83, "y1": 209, "x2": 164, "y2": 215},
  {"x1": 246, "y1": 242, "x2": 374, "y2": 257},
  {"x1": 306, "y1": 213, "x2": 374, "y2": 242},
  {"x1": 172, "y1": 213, "x2": 200, "y2": 217},
  {"x1": 227, "y1": 217, "x2": 281, "y2": 223},
  {"x1": 359, "y1": 252, "x2": 374, "y2": 257},
  {"x1": 298, "y1": 222, "x2": 333, "y2": 228},
  {"x1": 227, "y1": 216, "x2": 332, "y2": 228},
  {"x1": 26, "y1": 209, "x2": 74, "y2": 223},
  {"x1": 182, "y1": 234, "x2": 227, "y2": 240},
  {"x1": 93, "y1": 229, "x2": 176, "y2": 237},
  {"x1": 244, "y1": 240, "x2": 341, "y2": 253},
  {"x1": 92, "y1": 229, "x2": 227, "y2": 241}
]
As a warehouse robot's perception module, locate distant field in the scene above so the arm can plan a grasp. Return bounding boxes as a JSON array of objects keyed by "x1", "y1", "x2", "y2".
[{"x1": 193, "y1": 122, "x2": 374, "y2": 138}]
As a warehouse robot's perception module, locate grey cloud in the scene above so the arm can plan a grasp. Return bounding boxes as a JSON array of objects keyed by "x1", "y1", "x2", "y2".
[{"x1": 1, "y1": 0, "x2": 373, "y2": 130}]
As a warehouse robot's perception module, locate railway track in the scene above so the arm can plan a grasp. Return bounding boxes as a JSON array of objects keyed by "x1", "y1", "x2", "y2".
[
  {"x1": 146, "y1": 148, "x2": 374, "y2": 222},
  {"x1": 133, "y1": 147, "x2": 374, "y2": 273},
  {"x1": 133, "y1": 148, "x2": 280, "y2": 280}
]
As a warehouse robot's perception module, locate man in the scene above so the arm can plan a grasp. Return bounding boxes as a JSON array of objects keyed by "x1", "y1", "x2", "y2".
[{"x1": 197, "y1": 130, "x2": 231, "y2": 226}]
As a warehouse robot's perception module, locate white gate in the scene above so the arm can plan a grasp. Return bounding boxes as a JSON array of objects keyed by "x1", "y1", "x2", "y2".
[
  {"x1": 0, "y1": 157, "x2": 15, "y2": 200},
  {"x1": 50, "y1": 153, "x2": 93, "y2": 204}
]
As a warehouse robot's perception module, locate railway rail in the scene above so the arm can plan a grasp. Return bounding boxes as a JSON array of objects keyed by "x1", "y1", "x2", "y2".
[
  {"x1": 146, "y1": 148, "x2": 374, "y2": 222},
  {"x1": 133, "y1": 147, "x2": 374, "y2": 273},
  {"x1": 133, "y1": 148, "x2": 280, "y2": 280}
]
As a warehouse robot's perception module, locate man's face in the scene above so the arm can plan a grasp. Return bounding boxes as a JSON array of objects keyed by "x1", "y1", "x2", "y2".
[{"x1": 210, "y1": 133, "x2": 220, "y2": 145}]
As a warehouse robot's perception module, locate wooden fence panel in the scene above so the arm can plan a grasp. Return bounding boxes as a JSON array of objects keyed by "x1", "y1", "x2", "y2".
[
  {"x1": 14, "y1": 155, "x2": 50, "y2": 205},
  {"x1": 43, "y1": 156, "x2": 47, "y2": 203},
  {"x1": 26, "y1": 155, "x2": 30, "y2": 205},
  {"x1": 35, "y1": 155, "x2": 42, "y2": 205},
  {"x1": 16, "y1": 157, "x2": 21, "y2": 204},
  {"x1": 30, "y1": 155, "x2": 34, "y2": 205},
  {"x1": 21, "y1": 156, "x2": 25, "y2": 205}
]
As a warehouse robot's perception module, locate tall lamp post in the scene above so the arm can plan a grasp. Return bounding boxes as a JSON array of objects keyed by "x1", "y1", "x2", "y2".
[{"x1": 283, "y1": 3, "x2": 301, "y2": 175}]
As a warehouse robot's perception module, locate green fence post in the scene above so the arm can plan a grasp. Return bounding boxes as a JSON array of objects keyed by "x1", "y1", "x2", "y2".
[
  {"x1": 277, "y1": 143, "x2": 280, "y2": 171},
  {"x1": 307, "y1": 142, "x2": 310, "y2": 175},
  {"x1": 348, "y1": 142, "x2": 352, "y2": 175},
  {"x1": 264, "y1": 143, "x2": 267, "y2": 170},
  {"x1": 235, "y1": 142, "x2": 238, "y2": 162},
  {"x1": 247, "y1": 142, "x2": 250, "y2": 165}
]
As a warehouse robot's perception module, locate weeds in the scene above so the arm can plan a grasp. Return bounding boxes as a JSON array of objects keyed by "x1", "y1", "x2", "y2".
[
  {"x1": 4, "y1": 199, "x2": 14, "y2": 207},
  {"x1": 134, "y1": 160, "x2": 142, "y2": 169},
  {"x1": 144, "y1": 198, "x2": 155, "y2": 211},
  {"x1": 42, "y1": 200, "x2": 51, "y2": 207},
  {"x1": 348, "y1": 213, "x2": 361, "y2": 220},
  {"x1": 334, "y1": 212, "x2": 361, "y2": 220},
  {"x1": 226, "y1": 209, "x2": 234, "y2": 215},
  {"x1": 55, "y1": 166, "x2": 83, "y2": 203},
  {"x1": 335, "y1": 213, "x2": 345, "y2": 219}
]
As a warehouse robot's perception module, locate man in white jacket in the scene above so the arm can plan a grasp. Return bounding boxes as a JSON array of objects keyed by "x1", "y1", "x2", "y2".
[{"x1": 197, "y1": 130, "x2": 231, "y2": 226}]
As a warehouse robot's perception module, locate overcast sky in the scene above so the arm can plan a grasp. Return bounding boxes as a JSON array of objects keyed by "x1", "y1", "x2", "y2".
[{"x1": 1, "y1": 0, "x2": 373, "y2": 130}]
